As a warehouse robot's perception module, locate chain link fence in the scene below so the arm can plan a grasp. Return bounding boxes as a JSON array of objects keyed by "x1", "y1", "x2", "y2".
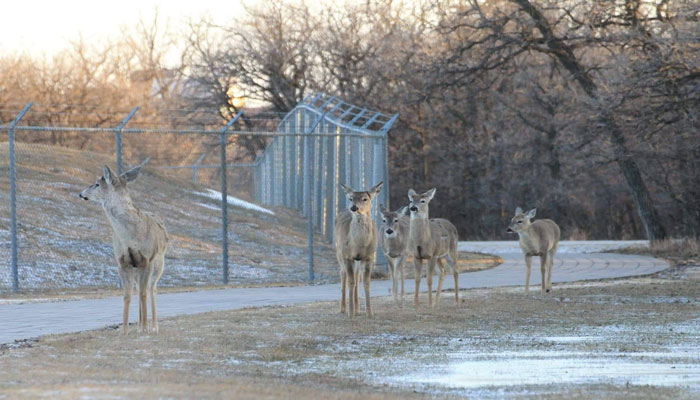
[{"x1": 0, "y1": 94, "x2": 396, "y2": 293}]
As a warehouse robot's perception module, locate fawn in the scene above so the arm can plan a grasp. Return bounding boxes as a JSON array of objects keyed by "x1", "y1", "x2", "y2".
[
  {"x1": 379, "y1": 204, "x2": 410, "y2": 304},
  {"x1": 335, "y1": 182, "x2": 383, "y2": 317},
  {"x1": 79, "y1": 163, "x2": 168, "y2": 334},
  {"x1": 506, "y1": 207, "x2": 560, "y2": 294},
  {"x1": 407, "y1": 188, "x2": 459, "y2": 308}
]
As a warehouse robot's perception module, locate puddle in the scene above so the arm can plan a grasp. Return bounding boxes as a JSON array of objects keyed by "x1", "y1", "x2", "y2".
[{"x1": 393, "y1": 350, "x2": 700, "y2": 389}]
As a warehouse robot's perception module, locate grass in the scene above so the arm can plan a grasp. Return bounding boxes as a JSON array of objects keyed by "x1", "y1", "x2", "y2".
[{"x1": 1, "y1": 264, "x2": 698, "y2": 399}]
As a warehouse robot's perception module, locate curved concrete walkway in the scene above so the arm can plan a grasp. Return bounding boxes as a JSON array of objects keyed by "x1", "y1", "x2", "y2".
[{"x1": 0, "y1": 241, "x2": 668, "y2": 344}]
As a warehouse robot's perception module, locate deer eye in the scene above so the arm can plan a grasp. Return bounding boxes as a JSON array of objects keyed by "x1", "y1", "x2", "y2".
[
  {"x1": 394, "y1": 219, "x2": 398, "y2": 223},
  {"x1": 420, "y1": 200, "x2": 426, "y2": 203},
  {"x1": 363, "y1": 198, "x2": 368, "y2": 202},
  {"x1": 518, "y1": 220, "x2": 523, "y2": 224}
]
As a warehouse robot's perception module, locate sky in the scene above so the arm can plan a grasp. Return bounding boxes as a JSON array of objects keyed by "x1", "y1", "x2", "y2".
[{"x1": 0, "y1": 0, "x2": 252, "y2": 57}]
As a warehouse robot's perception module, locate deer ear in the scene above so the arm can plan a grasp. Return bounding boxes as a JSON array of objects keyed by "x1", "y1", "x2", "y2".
[
  {"x1": 408, "y1": 189, "x2": 417, "y2": 200},
  {"x1": 103, "y1": 165, "x2": 116, "y2": 185},
  {"x1": 339, "y1": 183, "x2": 353, "y2": 195},
  {"x1": 515, "y1": 206, "x2": 523, "y2": 215},
  {"x1": 425, "y1": 188, "x2": 436, "y2": 201},
  {"x1": 527, "y1": 208, "x2": 537, "y2": 219},
  {"x1": 121, "y1": 165, "x2": 142, "y2": 183},
  {"x1": 369, "y1": 181, "x2": 383, "y2": 198},
  {"x1": 398, "y1": 206, "x2": 409, "y2": 216}
]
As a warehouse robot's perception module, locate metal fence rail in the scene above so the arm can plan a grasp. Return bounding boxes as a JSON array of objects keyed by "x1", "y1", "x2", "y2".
[{"x1": 1, "y1": 93, "x2": 397, "y2": 292}]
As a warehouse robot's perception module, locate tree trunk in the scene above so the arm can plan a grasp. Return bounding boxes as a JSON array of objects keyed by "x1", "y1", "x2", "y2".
[
  {"x1": 606, "y1": 115, "x2": 667, "y2": 241},
  {"x1": 511, "y1": 0, "x2": 667, "y2": 241}
]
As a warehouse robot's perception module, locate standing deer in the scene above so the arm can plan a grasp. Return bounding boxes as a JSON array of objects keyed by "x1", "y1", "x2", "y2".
[
  {"x1": 506, "y1": 207, "x2": 560, "y2": 294},
  {"x1": 335, "y1": 182, "x2": 383, "y2": 317},
  {"x1": 407, "y1": 188, "x2": 459, "y2": 308},
  {"x1": 79, "y1": 163, "x2": 168, "y2": 334},
  {"x1": 379, "y1": 204, "x2": 410, "y2": 304}
]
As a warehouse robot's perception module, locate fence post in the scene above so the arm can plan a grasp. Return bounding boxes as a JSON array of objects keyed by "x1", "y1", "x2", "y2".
[
  {"x1": 8, "y1": 102, "x2": 33, "y2": 293},
  {"x1": 115, "y1": 107, "x2": 139, "y2": 175},
  {"x1": 220, "y1": 111, "x2": 243, "y2": 285}
]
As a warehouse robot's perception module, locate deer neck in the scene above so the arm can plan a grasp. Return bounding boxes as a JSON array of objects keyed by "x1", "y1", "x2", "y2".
[
  {"x1": 517, "y1": 226, "x2": 539, "y2": 249},
  {"x1": 349, "y1": 212, "x2": 372, "y2": 239},
  {"x1": 409, "y1": 212, "x2": 431, "y2": 246},
  {"x1": 102, "y1": 195, "x2": 141, "y2": 234}
]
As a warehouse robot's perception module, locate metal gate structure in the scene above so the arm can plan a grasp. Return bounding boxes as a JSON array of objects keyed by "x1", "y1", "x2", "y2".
[{"x1": 253, "y1": 94, "x2": 398, "y2": 279}]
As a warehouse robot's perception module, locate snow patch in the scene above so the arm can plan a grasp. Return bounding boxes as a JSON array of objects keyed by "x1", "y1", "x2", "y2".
[{"x1": 194, "y1": 190, "x2": 274, "y2": 215}]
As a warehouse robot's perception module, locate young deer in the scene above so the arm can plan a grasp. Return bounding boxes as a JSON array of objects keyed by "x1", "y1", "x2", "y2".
[
  {"x1": 506, "y1": 207, "x2": 560, "y2": 294},
  {"x1": 79, "y1": 163, "x2": 168, "y2": 334},
  {"x1": 379, "y1": 204, "x2": 410, "y2": 304},
  {"x1": 407, "y1": 188, "x2": 459, "y2": 308},
  {"x1": 335, "y1": 182, "x2": 383, "y2": 317}
]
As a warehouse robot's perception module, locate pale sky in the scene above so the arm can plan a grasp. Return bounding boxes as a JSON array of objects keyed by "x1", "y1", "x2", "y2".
[{"x1": 0, "y1": 0, "x2": 252, "y2": 57}]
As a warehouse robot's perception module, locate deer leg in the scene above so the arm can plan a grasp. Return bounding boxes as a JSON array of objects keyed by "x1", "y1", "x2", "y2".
[
  {"x1": 344, "y1": 260, "x2": 355, "y2": 317},
  {"x1": 426, "y1": 258, "x2": 435, "y2": 308},
  {"x1": 120, "y1": 270, "x2": 133, "y2": 335},
  {"x1": 399, "y1": 255, "x2": 406, "y2": 301},
  {"x1": 546, "y1": 250, "x2": 554, "y2": 293},
  {"x1": 414, "y1": 258, "x2": 423, "y2": 307},
  {"x1": 434, "y1": 258, "x2": 447, "y2": 309},
  {"x1": 525, "y1": 255, "x2": 532, "y2": 294},
  {"x1": 388, "y1": 257, "x2": 398, "y2": 303},
  {"x1": 138, "y1": 268, "x2": 150, "y2": 333},
  {"x1": 363, "y1": 260, "x2": 373, "y2": 317},
  {"x1": 150, "y1": 255, "x2": 165, "y2": 333},
  {"x1": 540, "y1": 255, "x2": 547, "y2": 294},
  {"x1": 339, "y1": 268, "x2": 347, "y2": 314},
  {"x1": 353, "y1": 267, "x2": 360, "y2": 314},
  {"x1": 447, "y1": 251, "x2": 459, "y2": 306}
]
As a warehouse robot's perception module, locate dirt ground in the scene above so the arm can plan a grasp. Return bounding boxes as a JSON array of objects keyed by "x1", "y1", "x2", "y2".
[{"x1": 1, "y1": 263, "x2": 697, "y2": 399}]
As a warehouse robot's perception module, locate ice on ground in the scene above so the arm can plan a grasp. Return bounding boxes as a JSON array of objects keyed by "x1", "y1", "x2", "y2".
[
  {"x1": 395, "y1": 351, "x2": 700, "y2": 389},
  {"x1": 194, "y1": 190, "x2": 274, "y2": 215}
]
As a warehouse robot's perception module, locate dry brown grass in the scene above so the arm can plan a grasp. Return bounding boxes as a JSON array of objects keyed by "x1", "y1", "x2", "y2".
[{"x1": 1, "y1": 265, "x2": 698, "y2": 399}]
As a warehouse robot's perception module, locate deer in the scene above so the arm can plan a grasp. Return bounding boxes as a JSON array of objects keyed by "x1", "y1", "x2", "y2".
[
  {"x1": 407, "y1": 188, "x2": 459, "y2": 309},
  {"x1": 379, "y1": 204, "x2": 410, "y2": 304},
  {"x1": 79, "y1": 162, "x2": 168, "y2": 334},
  {"x1": 506, "y1": 207, "x2": 561, "y2": 294},
  {"x1": 335, "y1": 182, "x2": 383, "y2": 317}
]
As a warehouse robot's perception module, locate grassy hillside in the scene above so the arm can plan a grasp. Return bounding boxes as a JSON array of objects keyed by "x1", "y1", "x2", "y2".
[{"x1": 0, "y1": 142, "x2": 338, "y2": 292}]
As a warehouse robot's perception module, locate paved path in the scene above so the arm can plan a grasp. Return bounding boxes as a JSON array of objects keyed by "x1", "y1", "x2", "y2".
[{"x1": 0, "y1": 241, "x2": 667, "y2": 344}]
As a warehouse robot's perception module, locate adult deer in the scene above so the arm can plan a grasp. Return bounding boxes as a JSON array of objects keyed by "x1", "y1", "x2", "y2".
[
  {"x1": 407, "y1": 188, "x2": 459, "y2": 308},
  {"x1": 335, "y1": 182, "x2": 383, "y2": 317},
  {"x1": 506, "y1": 207, "x2": 560, "y2": 294},
  {"x1": 79, "y1": 162, "x2": 168, "y2": 334}
]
